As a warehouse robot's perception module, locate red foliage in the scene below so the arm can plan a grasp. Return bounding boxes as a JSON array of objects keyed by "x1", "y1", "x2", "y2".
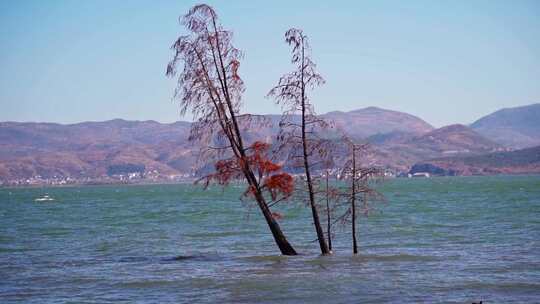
[
  {"x1": 260, "y1": 160, "x2": 282, "y2": 174},
  {"x1": 246, "y1": 141, "x2": 282, "y2": 176},
  {"x1": 250, "y1": 141, "x2": 270, "y2": 152},
  {"x1": 213, "y1": 159, "x2": 238, "y2": 185},
  {"x1": 204, "y1": 141, "x2": 294, "y2": 203},
  {"x1": 263, "y1": 173, "x2": 294, "y2": 200}
]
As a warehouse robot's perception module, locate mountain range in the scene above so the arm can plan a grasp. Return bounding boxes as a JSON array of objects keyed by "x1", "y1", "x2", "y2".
[
  {"x1": 1, "y1": 103, "x2": 539, "y2": 184},
  {"x1": 470, "y1": 104, "x2": 540, "y2": 148}
]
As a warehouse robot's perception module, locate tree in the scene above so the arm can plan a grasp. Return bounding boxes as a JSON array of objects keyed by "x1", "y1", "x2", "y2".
[
  {"x1": 339, "y1": 143, "x2": 384, "y2": 254},
  {"x1": 199, "y1": 141, "x2": 295, "y2": 208},
  {"x1": 166, "y1": 4, "x2": 297, "y2": 255},
  {"x1": 268, "y1": 29, "x2": 331, "y2": 255}
]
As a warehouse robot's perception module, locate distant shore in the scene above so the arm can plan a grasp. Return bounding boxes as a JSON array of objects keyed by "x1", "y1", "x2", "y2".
[
  {"x1": 0, "y1": 179, "x2": 198, "y2": 189},
  {"x1": 3, "y1": 173, "x2": 540, "y2": 189}
]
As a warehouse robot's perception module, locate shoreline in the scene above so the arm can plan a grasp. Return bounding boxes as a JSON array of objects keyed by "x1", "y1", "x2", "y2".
[{"x1": 2, "y1": 173, "x2": 540, "y2": 190}]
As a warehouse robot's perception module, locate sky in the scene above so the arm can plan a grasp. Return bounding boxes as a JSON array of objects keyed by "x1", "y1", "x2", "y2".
[{"x1": 1, "y1": 0, "x2": 539, "y2": 127}]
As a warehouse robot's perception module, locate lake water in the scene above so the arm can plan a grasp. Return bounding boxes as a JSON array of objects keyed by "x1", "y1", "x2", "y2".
[{"x1": 1, "y1": 176, "x2": 539, "y2": 303}]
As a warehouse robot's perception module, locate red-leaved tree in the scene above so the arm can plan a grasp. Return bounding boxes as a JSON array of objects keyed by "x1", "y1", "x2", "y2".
[
  {"x1": 166, "y1": 4, "x2": 297, "y2": 255},
  {"x1": 201, "y1": 141, "x2": 294, "y2": 205}
]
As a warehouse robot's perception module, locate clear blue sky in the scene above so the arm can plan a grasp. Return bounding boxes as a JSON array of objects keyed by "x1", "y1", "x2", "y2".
[{"x1": 1, "y1": 0, "x2": 539, "y2": 127}]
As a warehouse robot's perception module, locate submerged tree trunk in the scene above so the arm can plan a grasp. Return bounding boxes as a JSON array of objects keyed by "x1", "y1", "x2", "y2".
[
  {"x1": 244, "y1": 168, "x2": 297, "y2": 255},
  {"x1": 352, "y1": 146, "x2": 358, "y2": 254},
  {"x1": 228, "y1": 78, "x2": 297, "y2": 256},
  {"x1": 301, "y1": 88, "x2": 330, "y2": 255},
  {"x1": 303, "y1": 141, "x2": 330, "y2": 255},
  {"x1": 326, "y1": 172, "x2": 332, "y2": 252},
  {"x1": 300, "y1": 38, "x2": 330, "y2": 255}
]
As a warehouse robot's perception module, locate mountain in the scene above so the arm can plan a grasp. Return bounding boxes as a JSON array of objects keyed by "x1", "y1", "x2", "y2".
[
  {"x1": 0, "y1": 107, "x2": 439, "y2": 183},
  {"x1": 470, "y1": 103, "x2": 540, "y2": 149},
  {"x1": 323, "y1": 106, "x2": 434, "y2": 139},
  {"x1": 407, "y1": 124, "x2": 503, "y2": 155},
  {"x1": 366, "y1": 124, "x2": 505, "y2": 171},
  {"x1": 0, "y1": 105, "x2": 534, "y2": 184},
  {"x1": 0, "y1": 119, "x2": 195, "y2": 181},
  {"x1": 409, "y1": 145, "x2": 540, "y2": 176}
]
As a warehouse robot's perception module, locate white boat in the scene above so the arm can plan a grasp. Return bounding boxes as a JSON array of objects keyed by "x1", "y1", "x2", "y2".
[
  {"x1": 35, "y1": 195, "x2": 55, "y2": 202},
  {"x1": 412, "y1": 172, "x2": 431, "y2": 178}
]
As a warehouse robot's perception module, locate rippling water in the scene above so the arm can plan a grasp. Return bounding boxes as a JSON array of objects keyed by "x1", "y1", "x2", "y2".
[{"x1": 1, "y1": 176, "x2": 539, "y2": 303}]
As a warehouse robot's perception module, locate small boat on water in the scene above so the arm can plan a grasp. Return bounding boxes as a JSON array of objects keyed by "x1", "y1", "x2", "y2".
[{"x1": 34, "y1": 195, "x2": 55, "y2": 202}]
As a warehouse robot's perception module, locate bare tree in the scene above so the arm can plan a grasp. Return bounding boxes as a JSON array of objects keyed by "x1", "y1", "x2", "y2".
[
  {"x1": 268, "y1": 28, "x2": 331, "y2": 255},
  {"x1": 166, "y1": 4, "x2": 297, "y2": 255},
  {"x1": 339, "y1": 143, "x2": 384, "y2": 254}
]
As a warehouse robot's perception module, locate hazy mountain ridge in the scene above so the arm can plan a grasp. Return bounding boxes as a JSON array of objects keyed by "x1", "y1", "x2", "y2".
[
  {"x1": 1, "y1": 105, "x2": 538, "y2": 183},
  {"x1": 471, "y1": 103, "x2": 540, "y2": 148},
  {"x1": 323, "y1": 106, "x2": 434, "y2": 139},
  {"x1": 407, "y1": 124, "x2": 503, "y2": 155},
  {"x1": 366, "y1": 124, "x2": 505, "y2": 172},
  {"x1": 0, "y1": 119, "x2": 195, "y2": 181}
]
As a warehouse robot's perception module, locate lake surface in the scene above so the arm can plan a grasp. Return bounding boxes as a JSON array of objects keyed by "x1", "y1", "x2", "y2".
[{"x1": 1, "y1": 176, "x2": 539, "y2": 303}]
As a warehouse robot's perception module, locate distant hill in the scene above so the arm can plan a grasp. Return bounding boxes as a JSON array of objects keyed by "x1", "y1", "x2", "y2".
[
  {"x1": 366, "y1": 124, "x2": 504, "y2": 171},
  {"x1": 410, "y1": 145, "x2": 540, "y2": 176},
  {"x1": 1, "y1": 105, "x2": 536, "y2": 183},
  {"x1": 0, "y1": 120, "x2": 195, "y2": 181},
  {"x1": 0, "y1": 107, "x2": 441, "y2": 182},
  {"x1": 323, "y1": 107, "x2": 434, "y2": 139},
  {"x1": 470, "y1": 103, "x2": 540, "y2": 149},
  {"x1": 407, "y1": 124, "x2": 503, "y2": 155}
]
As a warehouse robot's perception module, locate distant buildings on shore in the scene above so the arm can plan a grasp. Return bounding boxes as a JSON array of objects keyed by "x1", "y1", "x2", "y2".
[
  {"x1": 0, "y1": 166, "x2": 475, "y2": 187},
  {"x1": 0, "y1": 171, "x2": 196, "y2": 187}
]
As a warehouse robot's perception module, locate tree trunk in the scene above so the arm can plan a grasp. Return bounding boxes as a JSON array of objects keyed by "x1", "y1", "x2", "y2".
[
  {"x1": 326, "y1": 173, "x2": 332, "y2": 252},
  {"x1": 301, "y1": 85, "x2": 330, "y2": 255},
  {"x1": 257, "y1": 196, "x2": 298, "y2": 255},
  {"x1": 352, "y1": 147, "x2": 358, "y2": 254},
  {"x1": 299, "y1": 38, "x2": 330, "y2": 255},
  {"x1": 244, "y1": 167, "x2": 297, "y2": 255},
  {"x1": 352, "y1": 195, "x2": 358, "y2": 254},
  {"x1": 304, "y1": 166, "x2": 329, "y2": 254}
]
